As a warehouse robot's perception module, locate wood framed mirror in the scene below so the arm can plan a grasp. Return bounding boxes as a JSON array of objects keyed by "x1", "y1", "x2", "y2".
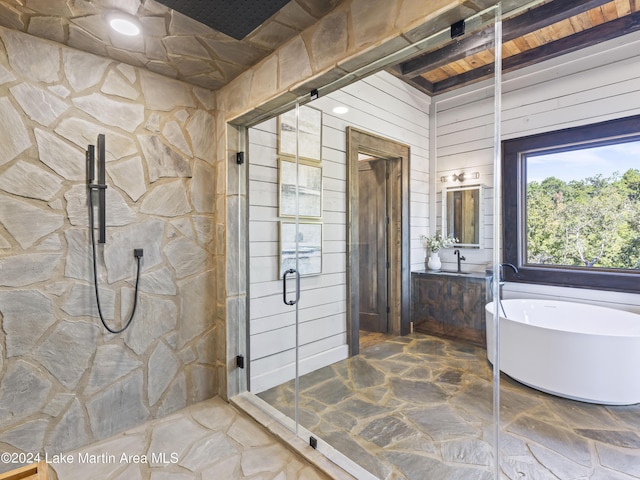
[{"x1": 442, "y1": 185, "x2": 484, "y2": 248}]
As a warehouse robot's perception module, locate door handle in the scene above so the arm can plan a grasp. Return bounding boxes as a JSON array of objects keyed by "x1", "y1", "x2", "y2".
[{"x1": 282, "y1": 268, "x2": 300, "y2": 305}]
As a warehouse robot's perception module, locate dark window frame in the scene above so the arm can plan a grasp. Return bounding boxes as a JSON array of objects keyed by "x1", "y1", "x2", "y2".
[{"x1": 502, "y1": 114, "x2": 640, "y2": 293}]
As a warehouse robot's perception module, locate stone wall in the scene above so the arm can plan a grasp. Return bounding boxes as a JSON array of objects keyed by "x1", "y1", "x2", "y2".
[{"x1": 0, "y1": 26, "x2": 221, "y2": 464}]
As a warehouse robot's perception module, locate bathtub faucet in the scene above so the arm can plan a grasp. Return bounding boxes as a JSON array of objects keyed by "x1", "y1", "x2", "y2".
[{"x1": 499, "y1": 263, "x2": 519, "y2": 284}]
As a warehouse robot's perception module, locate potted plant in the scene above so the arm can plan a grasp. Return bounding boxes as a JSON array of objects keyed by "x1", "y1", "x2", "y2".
[{"x1": 420, "y1": 231, "x2": 457, "y2": 270}]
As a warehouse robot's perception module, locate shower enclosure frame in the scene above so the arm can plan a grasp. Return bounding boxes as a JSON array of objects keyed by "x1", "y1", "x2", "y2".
[{"x1": 222, "y1": 2, "x2": 554, "y2": 477}]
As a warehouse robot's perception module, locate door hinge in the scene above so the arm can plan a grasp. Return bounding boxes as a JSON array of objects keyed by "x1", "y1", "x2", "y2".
[
  {"x1": 386, "y1": 216, "x2": 390, "y2": 225},
  {"x1": 236, "y1": 152, "x2": 245, "y2": 165},
  {"x1": 386, "y1": 261, "x2": 390, "y2": 269},
  {"x1": 236, "y1": 355, "x2": 245, "y2": 369},
  {"x1": 386, "y1": 306, "x2": 391, "y2": 314}
]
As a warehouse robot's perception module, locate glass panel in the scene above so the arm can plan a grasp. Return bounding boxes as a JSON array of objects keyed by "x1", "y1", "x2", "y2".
[
  {"x1": 244, "y1": 3, "x2": 640, "y2": 479},
  {"x1": 290, "y1": 91, "x2": 412, "y2": 480},
  {"x1": 497, "y1": 2, "x2": 640, "y2": 479},
  {"x1": 247, "y1": 102, "x2": 333, "y2": 439},
  {"x1": 262, "y1": 6, "x2": 501, "y2": 478},
  {"x1": 431, "y1": 5, "x2": 500, "y2": 479},
  {"x1": 491, "y1": 5, "x2": 503, "y2": 480},
  {"x1": 244, "y1": 4, "x2": 540, "y2": 478},
  {"x1": 246, "y1": 105, "x2": 301, "y2": 432}
]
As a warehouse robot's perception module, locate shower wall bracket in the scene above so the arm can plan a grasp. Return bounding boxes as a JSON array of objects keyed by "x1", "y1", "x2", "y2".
[{"x1": 86, "y1": 133, "x2": 107, "y2": 244}]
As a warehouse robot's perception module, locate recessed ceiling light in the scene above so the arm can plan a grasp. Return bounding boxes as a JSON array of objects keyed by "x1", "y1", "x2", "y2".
[
  {"x1": 333, "y1": 106, "x2": 349, "y2": 115},
  {"x1": 106, "y1": 11, "x2": 142, "y2": 36}
]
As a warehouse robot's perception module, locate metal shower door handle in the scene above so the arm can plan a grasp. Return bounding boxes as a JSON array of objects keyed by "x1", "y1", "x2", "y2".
[{"x1": 282, "y1": 268, "x2": 300, "y2": 305}]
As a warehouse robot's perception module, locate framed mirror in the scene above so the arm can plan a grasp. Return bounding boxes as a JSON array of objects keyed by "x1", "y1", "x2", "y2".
[{"x1": 442, "y1": 185, "x2": 484, "y2": 248}]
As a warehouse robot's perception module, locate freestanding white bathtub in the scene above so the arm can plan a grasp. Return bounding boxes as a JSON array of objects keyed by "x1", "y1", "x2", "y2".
[{"x1": 485, "y1": 299, "x2": 640, "y2": 405}]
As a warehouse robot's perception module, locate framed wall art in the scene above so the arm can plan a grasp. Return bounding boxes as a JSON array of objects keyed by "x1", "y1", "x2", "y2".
[
  {"x1": 279, "y1": 221, "x2": 322, "y2": 277},
  {"x1": 278, "y1": 106, "x2": 322, "y2": 162},
  {"x1": 278, "y1": 158, "x2": 323, "y2": 219}
]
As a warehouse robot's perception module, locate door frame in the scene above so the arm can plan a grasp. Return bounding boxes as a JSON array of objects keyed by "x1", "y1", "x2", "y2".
[{"x1": 347, "y1": 127, "x2": 410, "y2": 355}]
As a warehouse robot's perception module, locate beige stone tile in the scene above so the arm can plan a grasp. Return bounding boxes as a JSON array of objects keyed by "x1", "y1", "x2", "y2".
[
  {"x1": 305, "y1": 9, "x2": 348, "y2": 72},
  {"x1": 250, "y1": 55, "x2": 278, "y2": 104},
  {"x1": 350, "y1": 0, "x2": 399, "y2": 49},
  {"x1": 51, "y1": 396, "x2": 330, "y2": 480},
  {"x1": 278, "y1": 37, "x2": 313, "y2": 91}
]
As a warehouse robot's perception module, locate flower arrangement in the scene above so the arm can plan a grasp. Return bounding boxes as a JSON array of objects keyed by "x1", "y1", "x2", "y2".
[{"x1": 420, "y1": 231, "x2": 457, "y2": 253}]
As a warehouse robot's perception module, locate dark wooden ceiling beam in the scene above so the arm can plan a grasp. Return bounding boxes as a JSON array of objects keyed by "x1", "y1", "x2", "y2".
[
  {"x1": 407, "y1": 76, "x2": 434, "y2": 96},
  {"x1": 503, "y1": 10, "x2": 640, "y2": 72},
  {"x1": 401, "y1": 0, "x2": 612, "y2": 78},
  {"x1": 387, "y1": 65, "x2": 435, "y2": 95},
  {"x1": 430, "y1": 9, "x2": 640, "y2": 95},
  {"x1": 501, "y1": 0, "x2": 612, "y2": 41},
  {"x1": 401, "y1": 28, "x2": 495, "y2": 78}
]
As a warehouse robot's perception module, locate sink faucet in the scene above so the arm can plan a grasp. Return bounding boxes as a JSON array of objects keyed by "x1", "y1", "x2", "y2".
[{"x1": 454, "y1": 249, "x2": 466, "y2": 273}]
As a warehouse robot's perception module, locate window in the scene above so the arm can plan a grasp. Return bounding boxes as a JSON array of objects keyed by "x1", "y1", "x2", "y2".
[{"x1": 502, "y1": 115, "x2": 640, "y2": 293}]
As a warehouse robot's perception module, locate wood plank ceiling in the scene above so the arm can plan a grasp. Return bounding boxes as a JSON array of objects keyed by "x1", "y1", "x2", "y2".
[{"x1": 392, "y1": 0, "x2": 640, "y2": 95}]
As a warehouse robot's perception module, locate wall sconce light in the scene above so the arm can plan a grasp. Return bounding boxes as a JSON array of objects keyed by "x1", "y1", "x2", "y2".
[{"x1": 440, "y1": 171, "x2": 480, "y2": 183}]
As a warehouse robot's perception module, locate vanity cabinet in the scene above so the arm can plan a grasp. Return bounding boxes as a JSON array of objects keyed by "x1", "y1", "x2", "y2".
[{"x1": 411, "y1": 270, "x2": 491, "y2": 347}]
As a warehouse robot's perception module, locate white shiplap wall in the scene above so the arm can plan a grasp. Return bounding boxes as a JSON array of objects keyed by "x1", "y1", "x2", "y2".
[
  {"x1": 433, "y1": 30, "x2": 640, "y2": 310},
  {"x1": 248, "y1": 71, "x2": 430, "y2": 392}
]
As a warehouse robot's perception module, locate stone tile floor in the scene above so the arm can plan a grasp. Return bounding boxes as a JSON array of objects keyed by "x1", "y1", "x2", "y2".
[
  {"x1": 258, "y1": 333, "x2": 640, "y2": 480},
  {"x1": 359, "y1": 330, "x2": 395, "y2": 350},
  {"x1": 48, "y1": 396, "x2": 330, "y2": 480}
]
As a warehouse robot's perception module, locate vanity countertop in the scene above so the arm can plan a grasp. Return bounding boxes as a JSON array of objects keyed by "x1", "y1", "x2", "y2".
[{"x1": 412, "y1": 269, "x2": 491, "y2": 279}]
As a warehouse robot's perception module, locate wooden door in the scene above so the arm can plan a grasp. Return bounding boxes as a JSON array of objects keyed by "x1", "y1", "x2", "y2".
[{"x1": 358, "y1": 159, "x2": 388, "y2": 332}]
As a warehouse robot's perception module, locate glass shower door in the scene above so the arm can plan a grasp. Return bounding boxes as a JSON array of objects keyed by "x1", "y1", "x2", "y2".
[
  {"x1": 247, "y1": 102, "x2": 328, "y2": 435},
  {"x1": 275, "y1": 102, "x2": 333, "y2": 434},
  {"x1": 247, "y1": 4, "x2": 507, "y2": 477}
]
